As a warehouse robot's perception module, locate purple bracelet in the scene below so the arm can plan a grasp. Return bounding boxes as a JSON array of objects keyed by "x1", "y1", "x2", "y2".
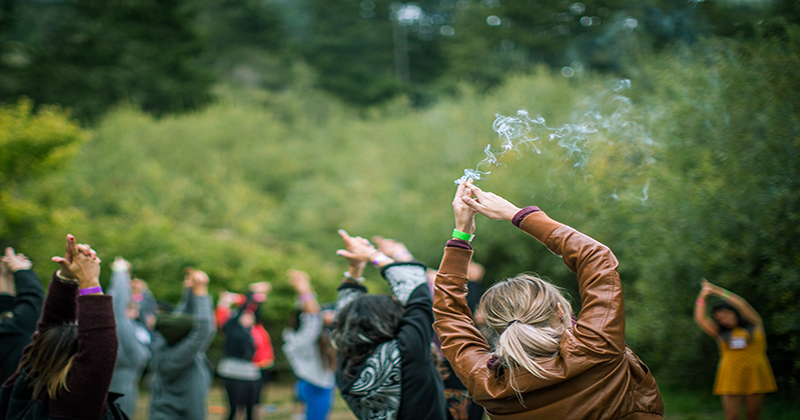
[{"x1": 80, "y1": 286, "x2": 103, "y2": 295}]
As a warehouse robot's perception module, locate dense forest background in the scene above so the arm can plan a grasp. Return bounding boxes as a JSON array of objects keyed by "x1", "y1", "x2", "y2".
[{"x1": 1, "y1": 0, "x2": 799, "y2": 399}]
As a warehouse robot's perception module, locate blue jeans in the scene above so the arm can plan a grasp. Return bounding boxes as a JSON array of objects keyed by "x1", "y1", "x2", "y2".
[{"x1": 296, "y1": 379, "x2": 333, "y2": 420}]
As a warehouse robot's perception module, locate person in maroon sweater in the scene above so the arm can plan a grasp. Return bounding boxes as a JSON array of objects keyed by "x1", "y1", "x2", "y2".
[{"x1": 0, "y1": 234, "x2": 124, "y2": 420}]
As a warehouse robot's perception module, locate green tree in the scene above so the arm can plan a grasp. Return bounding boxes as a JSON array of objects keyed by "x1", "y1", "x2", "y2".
[
  {"x1": 0, "y1": 0, "x2": 212, "y2": 122},
  {"x1": 0, "y1": 98, "x2": 87, "y2": 246}
]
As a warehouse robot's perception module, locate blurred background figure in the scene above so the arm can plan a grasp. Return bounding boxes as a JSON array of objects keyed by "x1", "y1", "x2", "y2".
[
  {"x1": 216, "y1": 281, "x2": 272, "y2": 420},
  {"x1": 0, "y1": 247, "x2": 44, "y2": 386},
  {"x1": 694, "y1": 279, "x2": 777, "y2": 420},
  {"x1": 149, "y1": 268, "x2": 216, "y2": 420},
  {"x1": 282, "y1": 269, "x2": 336, "y2": 420},
  {"x1": 0, "y1": 234, "x2": 123, "y2": 419},
  {"x1": 108, "y1": 256, "x2": 152, "y2": 419}
]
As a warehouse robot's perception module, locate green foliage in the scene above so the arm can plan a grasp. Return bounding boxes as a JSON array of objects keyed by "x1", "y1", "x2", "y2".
[
  {"x1": 2, "y1": 24, "x2": 799, "y2": 398},
  {"x1": 622, "y1": 24, "x2": 800, "y2": 391},
  {"x1": 0, "y1": 98, "x2": 87, "y2": 244},
  {"x1": 0, "y1": 0, "x2": 213, "y2": 122}
]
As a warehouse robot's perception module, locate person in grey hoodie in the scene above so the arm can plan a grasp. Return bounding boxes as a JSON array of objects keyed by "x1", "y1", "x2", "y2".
[
  {"x1": 149, "y1": 268, "x2": 216, "y2": 420},
  {"x1": 107, "y1": 257, "x2": 152, "y2": 419}
]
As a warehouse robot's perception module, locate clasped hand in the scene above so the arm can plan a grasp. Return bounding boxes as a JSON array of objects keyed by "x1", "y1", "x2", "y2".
[
  {"x1": 453, "y1": 179, "x2": 522, "y2": 234},
  {"x1": 51, "y1": 234, "x2": 101, "y2": 288}
]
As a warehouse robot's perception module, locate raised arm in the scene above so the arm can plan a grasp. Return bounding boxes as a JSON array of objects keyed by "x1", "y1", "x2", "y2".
[
  {"x1": 464, "y1": 181, "x2": 626, "y2": 354},
  {"x1": 109, "y1": 257, "x2": 147, "y2": 369},
  {"x1": 49, "y1": 235, "x2": 119, "y2": 420},
  {"x1": 109, "y1": 257, "x2": 134, "y2": 324},
  {"x1": 41, "y1": 234, "x2": 104, "y2": 331},
  {"x1": 694, "y1": 279, "x2": 720, "y2": 337},
  {"x1": 154, "y1": 270, "x2": 214, "y2": 376},
  {"x1": 289, "y1": 269, "x2": 320, "y2": 314},
  {"x1": 333, "y1": 229, "x2": 372, "y2": 315},
  {"x1": 700, "y1": 278, "x2": 762, "y2": 330},
  {"x1": 0, "y1": 248, "x2": 45, "y2": 337},
  {"x1": 432, "y1": 181, "x2": 502, "y2": 397}
]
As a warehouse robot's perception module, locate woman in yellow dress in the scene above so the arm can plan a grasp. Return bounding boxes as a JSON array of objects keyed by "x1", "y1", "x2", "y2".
[{"x1": 694, "y1": 279, "x2": 777, "y2": 420}]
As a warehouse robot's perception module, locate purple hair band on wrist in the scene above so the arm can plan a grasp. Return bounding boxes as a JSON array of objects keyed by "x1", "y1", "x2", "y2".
[
  {"x1": 80, "y1": 286, "x2": 103, "y2": 295},
  {"x1": 512, "y1": 206, "x2": 541, "y2": 227}
]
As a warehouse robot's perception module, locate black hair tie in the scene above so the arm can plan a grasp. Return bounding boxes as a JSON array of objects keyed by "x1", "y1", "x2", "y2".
[{"x1": 507, "y1": 319, "x2": 520, "y2": 328}]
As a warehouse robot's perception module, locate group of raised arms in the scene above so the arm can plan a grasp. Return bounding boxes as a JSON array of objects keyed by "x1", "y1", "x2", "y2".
[{"x1": 0, "y1": 179, "x2": 776, "y2": 420}]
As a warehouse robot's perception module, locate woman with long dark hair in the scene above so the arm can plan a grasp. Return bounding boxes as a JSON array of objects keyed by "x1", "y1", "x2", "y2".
[
  {"x1": 333, "y1": 230, "x2": 446, "y2": 420},
  {"x1": 694, "y1": 279, "x2": 776, "y2": 420},
  {"x1": 0, "y1": 234, "x2": 124, "y2": 420}
]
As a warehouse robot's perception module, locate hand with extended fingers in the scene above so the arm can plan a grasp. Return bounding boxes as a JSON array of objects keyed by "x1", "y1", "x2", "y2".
[
  {"x1": 336, "y1": 229, "x2": 372, "y2": 277},
  {"x1": 51, "y1": 234, "x2": 101, "y2": 290},
  {"x1": 372, "y1": 236, "x2": 413, "y2": 261},
  {"x1": 459, "y1": 179, "x2": 521, "y2": 222},
  {"x1": 3, "y1": 247, "x2": 33, "y2": 272},
  {"x1": 336, "y1": 229, "x2": 377, "y2": 262}
]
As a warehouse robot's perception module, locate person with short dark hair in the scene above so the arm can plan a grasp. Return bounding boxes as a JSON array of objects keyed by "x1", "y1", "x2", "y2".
[
  {"x1": 0, "y1": 234, "x2": 124, "y2": 420},
  {"x1": 694, "y1": 279, "x2": 776, "y2": 420}
]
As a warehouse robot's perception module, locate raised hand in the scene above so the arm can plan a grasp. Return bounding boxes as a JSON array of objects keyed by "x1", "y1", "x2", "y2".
[
  {"x1": 372, "y1": 236, "x2": 413, "y2": 261},
  {"x1": 453, "y1": 179, "x2": 478, "y2": 234},
  {"x1": 248, "y1": 281, "x2": 272, "y2": 295},
  {"x1": 461, "y1": 181, "x2": 521, "y2": 221},
  {"x1": 700, "y1": 278, "x2": 724, "y2": 297},
  {"x1": 190, "y1": 269, "x2": 210, "y2": 296},
  {"x1": 112, "y1": 256, "x2": 132, "y2": 272},
  {"x1": 51, "y1": 234, "x2": 101, "y2": 289},
  {"x1": 336, "y1": 229, "x2": 377, "y2": 262},
  {"x1": 3, "y1": 247, "x2": 33, "y2": 272},
  {"x1": 288, "y1": 269, "x2": 312, "y2": 294}
]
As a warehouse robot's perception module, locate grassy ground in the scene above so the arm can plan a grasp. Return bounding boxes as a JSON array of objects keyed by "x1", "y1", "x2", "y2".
[
  {"x1": 133, "y1": 382, "x2": 798, "y2": 420},
  {"x1": 134, "y1": 382, "x2": 356, "y2": 420},
  {"x1": 659, "y1": 388, "x2": 799, "y2": 420}
]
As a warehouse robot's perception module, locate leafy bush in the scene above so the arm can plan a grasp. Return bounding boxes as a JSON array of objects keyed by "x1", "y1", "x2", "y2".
[{"x1": 3, "y1": 25, "x2": 799, "y2": 395}]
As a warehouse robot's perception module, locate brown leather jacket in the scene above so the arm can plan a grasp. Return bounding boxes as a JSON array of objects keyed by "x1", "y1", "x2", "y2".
[{"x1": 433, "y1": 209, "x2": 664, "y2": 419}]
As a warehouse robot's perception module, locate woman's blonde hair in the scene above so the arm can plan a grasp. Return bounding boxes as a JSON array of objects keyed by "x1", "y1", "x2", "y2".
[
  {"x1": 479, "y1": 274, "x2": 572, "y2": 392},
  {"x1": 18, "y1": 323, "x2": 79, "y2": 399}
]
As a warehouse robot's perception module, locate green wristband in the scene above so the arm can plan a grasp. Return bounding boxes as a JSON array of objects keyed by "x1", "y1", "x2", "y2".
[
  {"x1": 452, "y1": 229, "x2": 474, "y2": 242},
  {"x1": 721, "y1": 290, "x2": 731, "y2": 299}
]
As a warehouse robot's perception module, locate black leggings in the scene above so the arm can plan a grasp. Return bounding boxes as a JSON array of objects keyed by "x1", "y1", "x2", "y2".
[{"x1": 224, "y1": 378, "x2": 261, "y2": 420}]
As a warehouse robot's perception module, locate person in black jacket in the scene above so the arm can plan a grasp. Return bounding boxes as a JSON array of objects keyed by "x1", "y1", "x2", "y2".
[
  {"x1": 217, "y1": 290, "x2": 263, "y2": 420},
  {"x1": 332, "y1": 230, "x2": 446, "y2": 420},
  {"x1": 0, "y1": 247, "x2": 45, "y2": 386}
]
